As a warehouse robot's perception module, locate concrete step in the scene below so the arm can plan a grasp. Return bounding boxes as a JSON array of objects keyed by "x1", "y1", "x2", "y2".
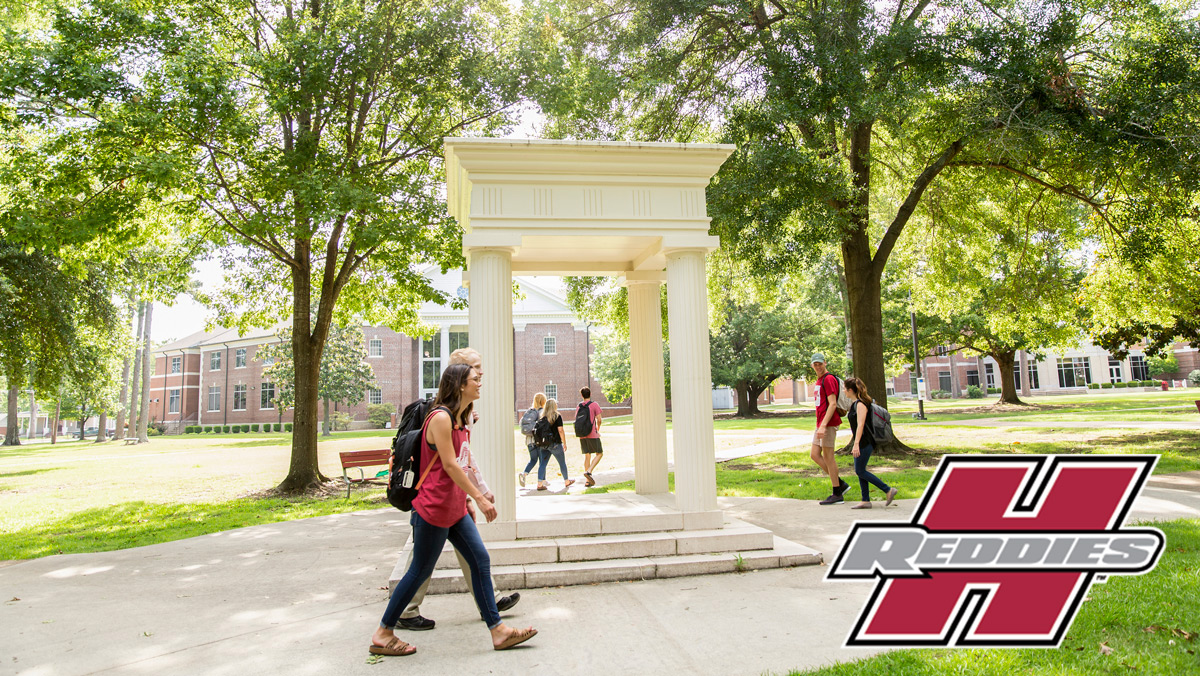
[
  {"x1": 418, "y1": 536, "x2": 821, "y2": 594},
  {"x1": 410, "y1": 521, "x2": 776, "y2": 570},
  {"x1": 474, "y1": 508, "x2": 725, "y2": 541}
]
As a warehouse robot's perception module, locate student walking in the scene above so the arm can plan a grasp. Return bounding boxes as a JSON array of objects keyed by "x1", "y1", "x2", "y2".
[
  {"x1": 396, "y1": 348, "x2": 519, "y2": 632},
  {"x1": 518, "y1": 392, "x2": 546, "y2": 488},
  {"x1": 533, "y1": 398, "x2": 574, "y2": 491},
  {"x1": 843, "y1": 377, "x2": 898, "y2": 510},
  {"x1": 370, "y1": 363, "x2": 536, "y2": 656},
  {"x1": 575, "y1": 387, "x2": 603, "y2": 487},
  {"x1": 810, "y1": 353, "x2": 850, "y2": 504}
]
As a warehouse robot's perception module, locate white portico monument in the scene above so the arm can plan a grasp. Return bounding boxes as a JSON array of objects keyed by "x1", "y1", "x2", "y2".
[{"x1": 445, "y1": 138, "x2": 735, "y2": 528}]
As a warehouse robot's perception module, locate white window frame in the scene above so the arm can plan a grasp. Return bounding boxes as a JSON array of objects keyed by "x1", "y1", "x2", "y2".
[
  {"x1": 368, "y1": 338, "x2": 383, "y2": 357},
  {"x1": 208, "y1": 386, "x2": 221, "y2": 412},
  {"x1": 233, "y1": 384, "x2": 247, "y2": 411},
  {"x1": 544, "y1": 383, "x2": 558, "y2": 401},
  {"x1": 369, "y1": 388, "x2": 382, "y2": 405},
  {"x1": 260, "y1": 382, "x2": 275, "y2": 410},
  {"x1": 235, "y1": 348, "x2": 247, "y2": 368},
  {"x1": 210, "y1": 351, "x2": 221, "y2": 371},
  {"x1": 543, "y1": 335, "x2": 556, "y2": 355},
  {"x1": 169, "y1": 389, "x2": 181, "y2": 414},
  {"x1": 170, "y1": 356, "x2": 181, "y2": 374}
]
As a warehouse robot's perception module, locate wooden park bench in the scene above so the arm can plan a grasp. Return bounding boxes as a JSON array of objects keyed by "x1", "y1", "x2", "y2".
[{"x1": 339, "y1": 449, "x2": 391, "y2": 499}]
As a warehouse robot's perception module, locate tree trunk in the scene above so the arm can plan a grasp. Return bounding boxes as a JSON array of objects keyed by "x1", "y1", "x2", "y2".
[
  {"x1": 4, "y1": 383, "x2": 19, "y2": 446},
  {"x1": 95, "y1": 411, "x2": 107, "y2": 443},
  {"x1": 734, "y1": 383, "x2": 752, "y2": 417},
  {"x1": 993, "y1": 349, "x2": 1024, "y2": 405},
  {"x1": 1018, "y1": 349, "x2": 1032, "y2": 398},
  {"x1": 50, "y1": 398, "x2": 60, "y2": 444},
  {"x1": 322, "y1": 398, "x2": 331, "y2": 436},
  {"x1": 126, "y1": 301, "x2": 145, "y2": 440},
  {"x1": 835, "y1": 262, "x2": 854, "y2": 367},
  {"x1": 278, "y1": 254, "x2": 330, "y2": 493},
  {"x1": 79, "y1": 414, "x2": 87, "y2": 440},
  {"x1": 138, "y1": 301, "x2": 153, "y2": 443},
  {"x1": 27, "y1": 383, "x2": 36, "y2": 440},
  {"x1": 746, "y1": 385, "x2": 765, "y2": 415}
]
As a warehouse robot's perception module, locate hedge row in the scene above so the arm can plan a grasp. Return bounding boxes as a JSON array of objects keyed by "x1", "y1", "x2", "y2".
[
  {"x1": 1088, "y1": 380, "x2": 1161, "y2": 390},
  {"x1": 184, "y1": 423, "x2": 292, "y2": 434}
]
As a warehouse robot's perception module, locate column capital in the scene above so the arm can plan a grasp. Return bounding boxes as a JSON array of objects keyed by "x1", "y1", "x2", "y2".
[
  {"x1": 466, "y1": 246, "x2": 518, "y2": 257},
  {"x1": 620, "y1": 271, "x2": 666, "y2": 286}
]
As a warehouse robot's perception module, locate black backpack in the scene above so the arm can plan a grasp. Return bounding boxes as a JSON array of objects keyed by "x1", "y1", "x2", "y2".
[
  {"x1": 533, "y1": 415, "x2": 557, "y2": 448},
  {"x1": 574, "y1": 402, "x2": 594, "y2": 437},
  {"x1": 520, "y1": 407, "x2": 540, "y2": 435},
  {"x1": 387, "y1": 398, "x2": 442, "y2": 512}
]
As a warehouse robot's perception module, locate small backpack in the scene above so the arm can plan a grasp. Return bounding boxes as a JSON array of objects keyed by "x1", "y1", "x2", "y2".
[
  {"x1": 823, "y1": 372, "x2": 854, "y2": 416},
  {"x1": 533, "y1": 415, "x2": 557, "y2": 448},
  {"x1": 519, "y1": 407, "x2": 540, "y2": 435},
  {"x1": 868, "y1": 402, "x2": 893, "y2": 444},
  {"x1": 574, "y1": 402, "x2": 594, "y2": 437},
  {"x1": 387, "y1": 399, "x2": 443, "y2": 512}
]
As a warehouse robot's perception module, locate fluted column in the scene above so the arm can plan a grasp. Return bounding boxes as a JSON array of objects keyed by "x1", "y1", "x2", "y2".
[
  {"x1": 468, "y1": 248, "x2": 516, "y2": 522},
  {"x1": 665, "y1": 249, "x2": 717, "y2": 512},
  {"x1": 626, "y1": 279, "x2": 669, "y2": 495}
]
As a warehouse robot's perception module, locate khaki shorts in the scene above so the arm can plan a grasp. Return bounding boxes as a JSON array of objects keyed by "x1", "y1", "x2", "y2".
[{"x1": 815, "y1": 426, "x2": 839, "y2": 451}]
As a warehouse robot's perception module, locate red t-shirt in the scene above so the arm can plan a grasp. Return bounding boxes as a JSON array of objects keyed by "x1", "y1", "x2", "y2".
[
  {"x1": 814, "y1": 373, "x2": 842, "y2": 428},
  {"x1": 582, "y1": 401, "x2": 602, "y2": 438},
  {"x1": 412, "y1": 408, "x2": 469, "y2": 528}
]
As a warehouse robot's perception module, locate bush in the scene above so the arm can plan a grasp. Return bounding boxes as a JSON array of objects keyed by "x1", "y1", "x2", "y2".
[
  {"x1": 274, "y1": 423, "x2": 282, "y2": 432},
  {"x1": 1115, "y1": 382, "x2": 1128, "y2": 388},
  {"x1": 330, "y1": 411, "x2": 353, "y2": 431},
  {"x1": 241, "y1": 424, "x2": 250, "y2": 433},
  {"x1": 1143, "y1": 380, "x2": 1157, "y2": 387},
  {"x1": 986, "y1": 387, "x2": 1000, "y2": 394},
  {"x1": 223, "y1": 425, "x2": 231, "y2": 433},
  {"x1": 367, "y1": 403, "x2": 393, "y2": 428},
  {"x1": 202, "y1": 425, "x2": 211, "y2": 433},
  {"x1": 966, "y1": 385, "x2": 985, "y2": 398},
  {"x1": 1087, "y1": 383, "x2": 1100, "y2": 390},
  {"x1": 232, "y1": 425, "x2": 240, "y2": 433},
  {"x1": 147, "y1": 428, "x2": 162, "y2": 436},
  {"x1": 250, "y1": 424, "x2": 259, "y2": 432},
  {"x1": 284, "y1": 423, "x2": 293, "y2": 432},
  {"x1": 1101, "y1": 382, "x2": 1114, "y2": 389}
]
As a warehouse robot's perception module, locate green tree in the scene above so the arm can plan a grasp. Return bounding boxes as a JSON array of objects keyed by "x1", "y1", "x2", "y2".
[
  {"x1": 1147, "y1": 354, "x2": 1179, "y2": 380},
  {"x1": 710, "y1": 299, "x2": 822, "y2": 417},
  {"x1": 533, "y1": 0, "x2": 1200, "y2": 420},
  {"x1": 260, "y1": 325, "x2": 376, "y2": 439},
  {"x1": 590, "y1": 329, "x2": 671, "y2": 406}
]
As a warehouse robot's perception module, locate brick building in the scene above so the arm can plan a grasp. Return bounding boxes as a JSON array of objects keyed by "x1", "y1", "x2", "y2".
[{"x1": 149, "y1": 271, "x2": 620, "y2": 432}]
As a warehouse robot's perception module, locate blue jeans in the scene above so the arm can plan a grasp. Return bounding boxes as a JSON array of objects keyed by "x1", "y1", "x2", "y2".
[
  {"x1": 522, "y1": 442, "x2": 539, "y2": 474},
  {"x1": 380, "y1": 511, "x2": 501, "y2": 629},
  {"x1": 537, "y1": 443, "x2": 569, "y2": 481},
  {"x1": 854, "y1": 443, "x2": 891, "y2": 501}
]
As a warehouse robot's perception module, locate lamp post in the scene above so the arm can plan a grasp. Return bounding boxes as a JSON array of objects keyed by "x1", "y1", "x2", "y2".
[{"x1": 909, "y1": 297, "x2": 926, "y2": 420}]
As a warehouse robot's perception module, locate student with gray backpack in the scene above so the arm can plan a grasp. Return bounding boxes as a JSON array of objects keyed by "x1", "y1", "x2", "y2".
[
  {"x1": 518, "y1": 393, "x2": 546, "y2": 488},
  {"x1": 531, "y1": 398, "x2": 574, "y2": 491},
  {"x1": 842, "y1": 377, "x2": 898, "y2": 510}
]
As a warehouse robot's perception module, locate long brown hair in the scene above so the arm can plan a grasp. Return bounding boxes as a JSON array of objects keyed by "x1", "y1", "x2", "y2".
[
  {"x1": 843, "y1": 377, "x2": 873, "y2": 406},
  {"x1": 432, "y1": 363, "x2": 475, "y2": 427},
  {"x1": 542, "y1": 398, "x2": 560, "y2": 424}
]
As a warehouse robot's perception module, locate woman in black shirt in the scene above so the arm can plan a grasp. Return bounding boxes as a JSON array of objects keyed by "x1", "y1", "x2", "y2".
[{"x1": 844, "y1": 377, "x2": 898, "y2": 509}]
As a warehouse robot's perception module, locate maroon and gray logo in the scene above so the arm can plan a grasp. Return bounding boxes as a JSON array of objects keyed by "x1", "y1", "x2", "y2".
[{"x1": 827, "y1": 455, "x2": 1164, "y2": 647}]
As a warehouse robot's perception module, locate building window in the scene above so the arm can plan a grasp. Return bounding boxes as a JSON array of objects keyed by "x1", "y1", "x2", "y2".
[
  {"x1": 369, "y1": 339, "x2": 383, "y2": 357},
  {"x1": 1057, "y1": 357, "x2": 1091, "y2": 388},
  {"x1": 210, "y1": 351, "x2": 221, "y2": 371},
  {"x1": 1013, "y1": 362, "x2": 1042, "y2": 390},
  {"x1": 208, "y1": 386, "x2": 221, "y2": 412},
  {"x1": 235, "y1": 348, "x2": 247, "y2": 368},
  {"x1": 966, "y1": 369, "x2": 980, "y2": 387},
  {"x1": 169, "y1": 389, "x2": 180, "y2": 414},
  {"x1": 261, "y1": 382, "x2": 275, "y2": 409},
  {"x1": 544, "y1": 384, "x2": 558, "y2": 401},
  {"x1": 262, "y1": 354, "x2": 274, "y2": 366},
  {"x1": 1108, "y1": 357, "x2": 1124, "y2": 384},
  {"x1": 543, "y1": 336, "x2": 556, "y2": 355},
  {"x1": 171, "y1": 356, "x2": 181, "y2": 374},
  {"x1": 233, "y1": 385, "x2": 247, "y2": 411},
  {"x1": 984, "y1": 363, "x2": 995, "y2": 388},
  {"x1": 421, "y1": 331, "x2": 441, "y2": 398},
  {"x1": 1130, "y1": 355, "x2": 1149, "y2": 381},
  {"x1": 937, "y1": 371, "x2": 951, "y2": 393},
  {"x1": 449, "y1": 330, "x2": 470, "y2": 353},
  {"x1": 369, "y1": 388, "x2": 382, "y2": 405}
]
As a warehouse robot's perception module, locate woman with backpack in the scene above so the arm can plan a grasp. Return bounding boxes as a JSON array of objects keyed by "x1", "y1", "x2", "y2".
[
  {"x1": 532, "y1": 399, "x2": 574, "y2": 491},
  {"x1": 843, "y1": 377, "x2": 899, "y2": 510},
  {"x1": 371, "y1": 363, "x2": 537, "y2": 656},
  {"x1": 518, "y1": 392, "x2": 546, "y2": 488}
]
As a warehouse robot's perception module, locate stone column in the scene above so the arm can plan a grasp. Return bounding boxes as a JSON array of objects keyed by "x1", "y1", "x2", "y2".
[
  {"x1": 439, "y1": 325, "x2": 451, "y2": 372},
  {"x1": 626, "y1": 278, "x2": 669, "y2": 495},
  {"x1": 1019, "y1": 350, "x2": 1032, "y2": 398},
  {"x1": 665, "y1": 249, "x2": 717, "y2": 513},
  {"x1": 468, "y1": 248, "x2": 516, "y2": 522}
]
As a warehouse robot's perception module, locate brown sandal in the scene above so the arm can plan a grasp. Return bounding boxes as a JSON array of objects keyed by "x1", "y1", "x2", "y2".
[
  {"x1": 494, "y1": 627, "x2": 537, "y2": 651},
  {"x1": 369, "y1": 637, "x2": 416, "y2": 656}
]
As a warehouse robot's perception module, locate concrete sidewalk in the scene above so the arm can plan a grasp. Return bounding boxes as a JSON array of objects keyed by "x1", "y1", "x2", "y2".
[{"x1": 3, "y1": 482, "x2": 1198, "y2": 676}]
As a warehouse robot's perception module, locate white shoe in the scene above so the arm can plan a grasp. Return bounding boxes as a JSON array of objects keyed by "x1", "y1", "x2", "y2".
[{"x1": 518, "y1": 473, "x2": 526, "y2": 487}]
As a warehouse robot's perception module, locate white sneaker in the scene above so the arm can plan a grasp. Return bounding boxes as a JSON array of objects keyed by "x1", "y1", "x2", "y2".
[{"x1": 518, "y1": 473, "x2": 526, "y2": 487}]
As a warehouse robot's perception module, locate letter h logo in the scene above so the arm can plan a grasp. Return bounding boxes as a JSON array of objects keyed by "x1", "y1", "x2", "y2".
[{"x1": 828, "y1": 455, "x2": 1164, "y2": 647}]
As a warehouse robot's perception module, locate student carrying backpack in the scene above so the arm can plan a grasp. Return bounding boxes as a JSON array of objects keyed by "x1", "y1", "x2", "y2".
[
  {"x1": 387, "y1": 397, "x2": 438, "y2": 511},
  {"x1": 532, "y1": 415, "x2": 557, "y2": 448}
]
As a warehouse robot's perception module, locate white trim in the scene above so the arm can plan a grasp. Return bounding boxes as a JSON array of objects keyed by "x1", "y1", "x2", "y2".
[{"x1": 151, "y1": 372, "x2": 201, "y2": 379}]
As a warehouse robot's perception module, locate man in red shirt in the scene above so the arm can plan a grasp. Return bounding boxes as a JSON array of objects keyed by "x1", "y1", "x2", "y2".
[
  {"x1": 577, "y1": 387, "x2": 604, "y2": 487},
  {"x1": 810, "y1": 353, "x2": 850, "y2": 504}
]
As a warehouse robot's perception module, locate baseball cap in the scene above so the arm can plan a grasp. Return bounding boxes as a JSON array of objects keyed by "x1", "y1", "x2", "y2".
[{"x1": 811, "y1": 353, "x2": 826, "y2": 364}]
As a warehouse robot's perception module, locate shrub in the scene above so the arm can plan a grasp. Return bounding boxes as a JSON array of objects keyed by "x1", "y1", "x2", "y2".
[
  {"x1": 148, "y1": 427, "x2": 163, "y2": 436},
  {"x1": 1101, "y1": 382, "x2": 1114, "y2": 389},
  {"x1": 284, "y1": 423, "x2": 293, "y2": 432},
  {"x1": 239, "y1": 424, "x2": 248, "y2": 433},
  {"x1": 1115, "y1": 382, "x2": 1128, "y2": 388},
  {"x1": 331, "y1": 411, "x2": 353, "y2": 431},
  {"x1": 1087, "y1": 383, "x2": 1100, "y2": 390},
  {"x1": 223, "y1": 425, "x2": 231, "y2": 433},
  {"x1": 966, "y1": 385, "x2": 984, "y2": 398},
  {"x1": 250, "y1": 424, "x2": 259, "y2": 432},
  {"x1": 232, "y1": 425, "x2": 240, "y2": 433},
  {"x1": 202, "y1": 425, "x2": 211, "y2": 433},
  {"x1": 367, "y1": 403, "x2": 393, "y2": 428},
  {"x1": 1143, "y1": 380, "x2": 1157, "y2": 387},
  {"x1": 986, "y1": 387, "x2": 1000, "y2": 394},
  {"x1": 274, "y1": 423, "x2": 282, "y2": 432}
]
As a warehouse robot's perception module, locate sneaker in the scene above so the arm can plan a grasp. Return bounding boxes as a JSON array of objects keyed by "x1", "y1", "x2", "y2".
[
  {"x1": 518, "y1": 473, "x2": 526, "y2": 487},
  {"x1": 834, "y1": 479, "x2": 850, "y2": 496},
  {"x1": 396, "y1": 615, "x2": 436, "y2": 631},
  {"x1": 819, "y1": 493, "x2": 844, "y2": 505},
  {"x1": 496, "y1": 592, "x2": 521, "y2": 612},
  {"x1": 885, "y1": 487, "x2": 899, "y2": 506}
]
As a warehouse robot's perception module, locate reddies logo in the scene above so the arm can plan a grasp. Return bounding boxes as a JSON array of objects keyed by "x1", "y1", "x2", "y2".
[{"x1": 827, "y1": 455, "x2": 1165, "y2": 647}]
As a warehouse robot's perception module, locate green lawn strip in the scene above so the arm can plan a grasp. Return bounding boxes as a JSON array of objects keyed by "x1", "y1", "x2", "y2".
[
  {"x1": 0, "y1": 488, "x2": 390, "y2": 560},
  {"x1": 787, "y1": 519, "x2": 1200, "y2": 676}
]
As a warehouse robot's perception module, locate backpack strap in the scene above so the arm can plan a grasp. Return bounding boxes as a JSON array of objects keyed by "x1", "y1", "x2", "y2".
[{"x1": 416, "y1": 406, "x2": 451, "y2": 489}]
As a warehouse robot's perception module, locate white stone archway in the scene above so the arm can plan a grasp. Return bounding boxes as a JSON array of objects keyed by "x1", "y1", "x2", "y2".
[{"x1": 444, "y1": 138, "x2": 735, "y2": 530}]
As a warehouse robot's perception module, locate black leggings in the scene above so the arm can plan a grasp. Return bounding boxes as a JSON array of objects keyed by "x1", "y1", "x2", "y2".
[{"x1": 854, "y1": 443, "x2": 892, "y2": 501}]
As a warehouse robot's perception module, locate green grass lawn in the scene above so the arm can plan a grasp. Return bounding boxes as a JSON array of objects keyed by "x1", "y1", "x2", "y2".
[{"x1": 789, "y1": 518, "x2": 1200, "y2": 676}]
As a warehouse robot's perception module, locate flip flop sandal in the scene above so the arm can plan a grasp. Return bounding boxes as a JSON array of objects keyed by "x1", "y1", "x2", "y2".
[
  {"x1": 494, "y1": 627, "x2": 538, "y2": 651},
  {"x1": 369, "y1": 637, "x2": 416, "y2": 656}
]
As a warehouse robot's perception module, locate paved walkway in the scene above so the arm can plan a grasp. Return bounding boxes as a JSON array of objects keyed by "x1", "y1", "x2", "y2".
[{"x1": 3, "y1": 473, "x2": 1198, "y2": 676}]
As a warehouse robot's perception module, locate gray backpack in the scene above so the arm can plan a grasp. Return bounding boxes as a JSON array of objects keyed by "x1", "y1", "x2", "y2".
[
  {"x1": 868, "y1": 403, "x2": 893, "y2": 444},
  {"x1": 520, "y1": 408, "x2": 540, "y2": 435}
]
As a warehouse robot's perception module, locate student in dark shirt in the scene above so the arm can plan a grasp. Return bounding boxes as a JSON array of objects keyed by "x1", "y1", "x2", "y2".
[
  {"x1": 843, "y1": 377, "x2": 898, "y2": 510},
  {"x1": 534, "y1": 399, "x2": 574, "y2": 491}
]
